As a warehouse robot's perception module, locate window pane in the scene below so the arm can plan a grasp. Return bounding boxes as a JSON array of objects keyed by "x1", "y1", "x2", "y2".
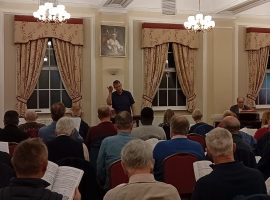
[
  {"x1": 152, "y1": 93, "x2": 158, "y2": 106},
  {"x1": 159, "y1": 73, "x2": 167, "y2": 88},
  {"x1": 168, "y1": 90, "x2": 177, "y2": 106},
  {"x1": 51, "y1": 90, "x2": 60, "y2": 104},
  {"x1": 168, "y1": 43, "x2": 173, "y2": 53},
  {"x1": 168, "y1": 53, "x2": 175, "y2": 68},
  {"x1": 261, "y1": 75, "x2": 267, "y2": 89},
  {"x1": 27, "y1": 91, "x2": 37, "y2": 109},
  {"x1": 168, "y1": 72, "x2": 177, "y2": 88},
  {"x1": 50, "y1": 70, "x2": 61, "y2": 89},
  {"x1": 159, "y1": 90, "x2": 167, "y2": 106},
  {"x1": 50, "y1": 51, "x2": 57, "y2": 66},
  {"x1": 267, "y1": 89, "x2": 270, "y2": 105},
  {"x1": 39, "y1": 90, "x2": 49, "y2": 108},
  {"x1": 39, "y1": 70, "x2": 49, "y2": 89},
  {"x1": 62, "y1": 90, "x2": 72, "y2": 108},
  {"x1": 177, "y1": 90, "x2": 186, "y2": 106},
  {"x1": 258, "y1": 89, "x2": 267, "y2": 105},
  {"x1": 266, "y1": 73, "x2": 270, "y2": 89}
]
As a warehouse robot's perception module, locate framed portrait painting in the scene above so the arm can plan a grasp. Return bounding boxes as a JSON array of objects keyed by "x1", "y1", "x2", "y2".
[{"x1": 101, "y1": 25, "x2": 126, "y2": 57}]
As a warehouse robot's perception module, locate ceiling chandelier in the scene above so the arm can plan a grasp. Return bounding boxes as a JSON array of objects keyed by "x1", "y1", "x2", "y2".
[
  {"x1": 184, "y1": 0, "x2": 215, "y2": 32},
  {"x1": 33, "y1": 0, "x2": 71, "y2": 23}
]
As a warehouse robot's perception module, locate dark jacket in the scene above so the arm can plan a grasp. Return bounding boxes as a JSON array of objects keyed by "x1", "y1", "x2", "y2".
[
  {"x1": 46, "y1": 135, "x2": 84, "y2": 163},
  {"x1": 233, "y1": 134, "x2": 257, "y2": 168},
  {"x1": 0, "y1": 125, "x2": 28, "y2": 143},
  {"x1": 0, "y1": 178, "x2": 63, "y2": 200},
  {"x1": 192, "y1": 162, "x2": 267, "y2": 200}
]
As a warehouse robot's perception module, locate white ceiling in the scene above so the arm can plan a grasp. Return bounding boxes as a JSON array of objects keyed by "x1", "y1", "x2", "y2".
[{"x1": 2, "y1": 0, "x2": 270, "y2": 17}]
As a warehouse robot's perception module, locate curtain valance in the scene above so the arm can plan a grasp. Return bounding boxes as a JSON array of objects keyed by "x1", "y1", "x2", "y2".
[
  {"x1": 246, "y1": 27, "x2": 270, "y2": 50},
  {"x1": 14, "y1": 15, "x2": 84, "y2": 45},
  {"x1": 142, "y1": 23, "x2": 199, "y2": 49}
]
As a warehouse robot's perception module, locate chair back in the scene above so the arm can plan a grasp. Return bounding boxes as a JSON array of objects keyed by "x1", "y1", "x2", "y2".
[
  {"x1": 187, "y1": 134, "x2": 206, "y2": 150},
  {"x1": 163, "y1": 153, "x2": 198, "y2": 196},
  {"x1": 8, "y1": 142, "x2": 18, "y2": 157},
  {"x1": 108, "y1": 159, "x2": 128, "y2": 189}
]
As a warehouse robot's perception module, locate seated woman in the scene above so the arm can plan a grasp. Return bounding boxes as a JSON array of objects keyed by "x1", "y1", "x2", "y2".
[
  {"x1": 18, "y1": 110, "x2": 45, "y2": 138},
  {"x1": 159, "y1": 109, "x2": 175, "y2": 140},
  {"x1": 190, "y1": 109, "x2": 214, "y2": 135},
  {"x1": 46, "y1": 117, "x2": 89, "y2": 163},
  {"x1": 254, "y1": 111, "x2": 270, "y2": 141}
]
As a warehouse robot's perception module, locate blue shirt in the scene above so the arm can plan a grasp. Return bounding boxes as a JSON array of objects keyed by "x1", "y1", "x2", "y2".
[
  {"x1": 112, "y1": 90, "x2": 135, "y2": 113},
  {"x1": 38, "y1": 121, "x2": 57, "y2": 143},
  {"x1": 97, "y1": 132, "x2": 134, "y2": 190},
  {"x1": 153, "y1": 138, "x2": 205, "y2": 181}
]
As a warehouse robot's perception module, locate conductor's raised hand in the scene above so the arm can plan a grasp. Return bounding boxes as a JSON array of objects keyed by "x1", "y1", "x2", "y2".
[{"x1": 107, "y1": 86, "x2": 113, "y2": 93}]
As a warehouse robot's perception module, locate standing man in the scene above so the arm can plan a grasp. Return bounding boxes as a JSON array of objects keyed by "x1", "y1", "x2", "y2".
[
  {"x1": 230, "y1": 97, "x2": 250, "y2": 115},
  {"x1": 107, "y1": 80, "x2": 135, "y2": 114}
]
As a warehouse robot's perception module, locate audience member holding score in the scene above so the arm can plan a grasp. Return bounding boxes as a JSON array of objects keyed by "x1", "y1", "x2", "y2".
[
  {"x1": 0, "y1": 138, "x2": 81, "y2": 200},
  {"x1": 192, "y1": 128, "x2": 266, "y2": 200}
]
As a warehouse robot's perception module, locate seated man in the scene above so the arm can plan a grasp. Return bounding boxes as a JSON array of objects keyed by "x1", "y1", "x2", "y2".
[
  {"x1": 153, "y1": 115, "x2": 205, "y2": 181},
  {"x1": 230, "y1": 97, "x2": 250, "y2": 115},
  {"x1": 220, "y1": 116, "x2": 257, "y2": 168},
  {"x1": 70, "y1": 105, "x2": 89, "y2": 141},
  {"x1": 38, "y1": 102, "x2": 66, "y2": 143},
  {"x1": 104, "y1": 139, "x2": 180, "y2": 200},
  {"x1": 85, "y1": 106, "x2": 117, "y2": 170},
  {"x1": 0, "y1": 138, "x2": 81, "y2": 200},
  {"x1": 97, "y1": 111, "x2": 134, "y2": 191},
  {"x1": 192, "y1": 128, "x2": 266, "y2": 200},
  {"x1": 18, "y1": 110, "x2": 45, "y2": 138},
  {"x1": 131, "y1": 107, "x2": 166, "y2": 140},
  {"x1": 39, "y1": 102, "x2": 82, "y2": 143},
  {"x1": 0, "y1": 110, "x2": 28, "y2": 143},
  {"x1": 46, "y1": 117, "x2": 88, "y2": 163}
]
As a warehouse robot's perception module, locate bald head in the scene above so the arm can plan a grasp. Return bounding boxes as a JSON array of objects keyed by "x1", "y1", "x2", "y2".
[
  {"x1": 220, "y1": 116, "x2": 240, "y2": 134},
  {"x1": 170, "y1": 115, "x2": 190, "y2": 136}
]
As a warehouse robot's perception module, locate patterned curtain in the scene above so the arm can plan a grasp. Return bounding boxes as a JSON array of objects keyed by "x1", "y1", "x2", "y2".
[
  {"x1": 16, "y1": 38, "x2": 48, "y2": 116},
  {"x1": 142, "y1": 43, "x2": 168, "y2": 107},
  {"x1": 52, "y1": 38, "x2": 83, "y2": 107},
  {"x1": 246, "y1": 46, "x2": 269, "y2": 107},
  {"x1": 172, "y1": 43, "x2": 197, "y2": 112}
]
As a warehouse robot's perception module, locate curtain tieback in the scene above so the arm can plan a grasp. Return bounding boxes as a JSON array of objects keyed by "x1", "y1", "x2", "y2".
[
  {"x1": 143, "y1": 95, "x2": 153, "y2": 103},
  {"x1": 16, "y1": 96, "x2": 27, "y2": 104},
  {"x1": 187, "y1": 94, "x2": 196, "y2": 102},
  {"x1": 72, "y1": 95, "x2": 82, "y2": 103},
  {"x1": 247, "y1": 93, "x2": 256, "y2": 101}
]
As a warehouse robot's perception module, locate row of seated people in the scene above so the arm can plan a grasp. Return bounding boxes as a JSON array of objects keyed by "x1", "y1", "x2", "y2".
[
  {"x1": 0, "y1": 126, "x2": 268, "y2": 200},
  {"x1": 0, "y1": 101, "x2": 270, "y2": 199}
]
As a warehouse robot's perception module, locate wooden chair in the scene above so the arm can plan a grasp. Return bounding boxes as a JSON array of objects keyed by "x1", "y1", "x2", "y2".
[
  {"x1": 187, "y1": 133, "x2": 206, "y2": 150},
  {"x1": 163, "y1": 153, "x2": 198, "y2": 198},
  {"x1": 108, "y1": 159, "x2": 128, "y2": 189}
]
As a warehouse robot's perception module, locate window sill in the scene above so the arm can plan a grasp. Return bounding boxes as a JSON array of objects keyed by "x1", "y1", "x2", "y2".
[
  {"x1": 256, "y1": 105, "x2": 270, "y2": 109},
  {"x1": 28, "y1": 108, "x2": 71, "y2": 114},
  {"x1": 152, "y1": 106, "x2": 187, "y2": 111}
]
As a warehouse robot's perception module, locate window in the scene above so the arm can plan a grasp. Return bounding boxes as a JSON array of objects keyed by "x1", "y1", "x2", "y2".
[
  {"x1": 256, "y1": 53, "x2": 270, "y2": 106},
  {"x1": 152, "y1": 43, "x2": 186, "y2": 110},
  {"x1": 27, "y1": 39, "x2": 72, "y2": 110}
]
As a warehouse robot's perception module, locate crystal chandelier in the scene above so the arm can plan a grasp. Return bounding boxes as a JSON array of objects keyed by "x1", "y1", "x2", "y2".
[
  {"x1": 184, "y1": 0, "x2": 215, "y2": 32},
  {"x1": 33, "y1": 0, "x2": 71, "y2": 23}
]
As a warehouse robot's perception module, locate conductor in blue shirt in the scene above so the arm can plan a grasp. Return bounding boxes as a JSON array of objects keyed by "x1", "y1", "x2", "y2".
[{"x1": 107, "y1": 80, "x2": 135, "y2": 114}]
